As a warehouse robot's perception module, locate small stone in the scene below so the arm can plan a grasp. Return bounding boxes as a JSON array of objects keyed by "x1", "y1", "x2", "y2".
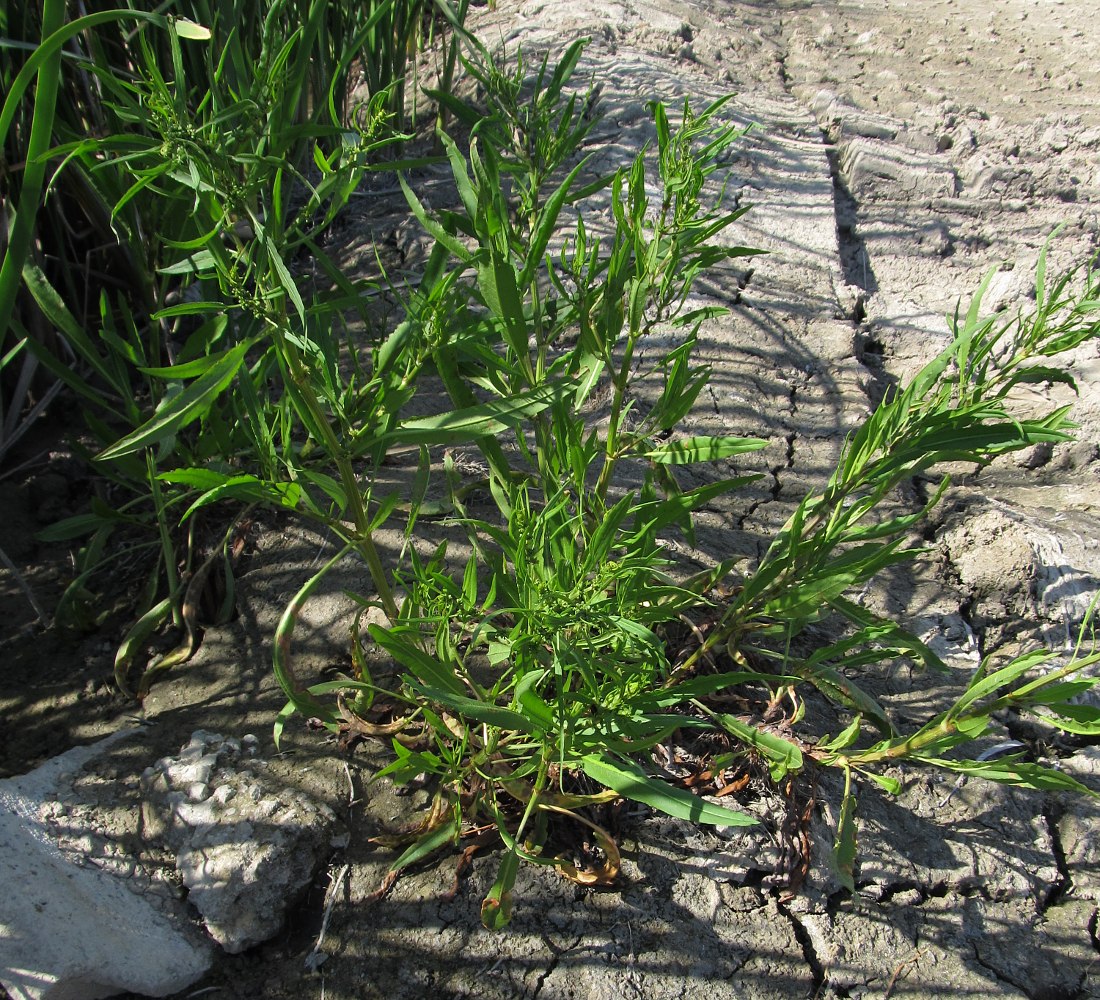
[
  {"x1": 187, "y1": 782, "x2": 210, "y2": 802},
  {"x1": 212, "y1": 785, "x2": 236, "y2": 805},
  {"x1": 1042, "y1": 125, "x2": 1071, "y2": 152},
  {"x1": 1014, "y1": 442, "x2": 1053, "y2": 470}
]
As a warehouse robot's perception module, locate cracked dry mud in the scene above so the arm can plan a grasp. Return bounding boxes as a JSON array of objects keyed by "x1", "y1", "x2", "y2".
[{"x1": 4, "y1": 1, "x2": 1100, "y2": 998}]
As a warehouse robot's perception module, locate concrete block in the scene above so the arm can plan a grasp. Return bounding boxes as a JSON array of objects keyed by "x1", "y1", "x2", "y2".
[{"x1": 0, "y1": 732, "x2": 212, "y2": 1000}]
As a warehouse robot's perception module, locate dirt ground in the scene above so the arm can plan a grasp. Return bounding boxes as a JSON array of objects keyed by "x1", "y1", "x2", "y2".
[{"x1": 3, "y1": 1, "x2": 1100, "y2": 997}]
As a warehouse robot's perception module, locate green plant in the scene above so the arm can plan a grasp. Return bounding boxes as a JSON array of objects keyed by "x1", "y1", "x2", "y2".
[
  {"x1": 8, "y1": 5, "x2": 1100, "y2": 931},
  {"x1": 1, "y1": 0, "x2": 472, "y2": 684},
  {"x1": 274, "y1": 36, "x2": 1100, "y2": 927}
]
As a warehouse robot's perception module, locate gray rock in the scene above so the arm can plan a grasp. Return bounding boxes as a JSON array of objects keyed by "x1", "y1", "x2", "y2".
[
  {"x1": 142, "y1": 730, "x2": 340, "y2": 953},
  {"x1": 0, "y1": 732, "x2": 213, "y2": 1000}
]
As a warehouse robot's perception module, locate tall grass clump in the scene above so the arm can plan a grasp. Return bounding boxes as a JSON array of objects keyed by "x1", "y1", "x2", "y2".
[{"x1": 0, "y1": 0, "x2": 469, "y2": 681}]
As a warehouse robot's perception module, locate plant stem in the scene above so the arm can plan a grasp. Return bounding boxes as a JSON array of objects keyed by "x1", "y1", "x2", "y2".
[
  {"x1": 146, "y1": 449, "x2": 182, "y2": 627},
  {"x1": 276, "y1": 331, "x2": 399, "y2": 619}
]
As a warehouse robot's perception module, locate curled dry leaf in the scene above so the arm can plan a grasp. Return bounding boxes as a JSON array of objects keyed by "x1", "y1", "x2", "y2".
[{"x1": 541, "y1": 804, "x2": 621, "y2": 886}]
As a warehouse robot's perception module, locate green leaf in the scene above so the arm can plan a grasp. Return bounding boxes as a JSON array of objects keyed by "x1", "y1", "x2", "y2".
[
  {"x1": 1030, "y1": 702, "x2": 1100, "y2": 736},
  {"x1": 833, "y1": 780, "x2": 857, "y2": 892},
  {"x1": 97, "y1": 340, "x2": 254, "y2": 460},
  {"x1": 178, "y1": 474, "x2": 301, "y2": 521},
  {"x1": 384, "y1": 381, "x2": 570, "y2": 445},
  {"x1": 368, "y1": 624, "x2": 466, "y2": 698},
  {"x1": 513, "y1": 671, "x2": 555, "y2": 730},
  {"x1": 918, "y1": 756, "x2": 1100, "y2": 796},
  {"x1": 438, "y1": 130, "x2": 479, "y2": 220},
  {"x1": 947, "y1": 649, "x2": 1056, "y2": 721},
  {"x1": 818, "y1": 717, "x2": 862, "y2": 753},
  {"x1": 272, "y1": 548, "x2": 350, "y2": 740},
  {"x1": 579, "y1": 755, "x2": 756, "y2": 827},
  {"x1": 640, "y1": 435, "x2": 766, "y2": 464},
  {"x1": 712, "y1": 713, "x2": 804, "y2": 782},
  {"x1": 481, "y1": 847, "x2": 520, "y2": 930},
  {"x1": 391, "y1": 819, "x2": 459, "y2": 872},
  {"x1": 858, "y1": 770, "x2": 902, "y2": 795},
  {"x1": 170, "y1": 16, "x2": 211, "y2": 40},
  {"x1": 409, "y1": 682, "x2": 543, "y2": 734},
  {"x1": 299, "y1": 470, "x2": 347, "y2": 511},
  {"x1": 158, "y1": 250, "x2": 219, "y2": 276},
  {"x1": 829, "y1": 596, "x2": 948, "y2": 674},
  {"x1": 477, "y1": 249, "x2": 529, "y2": 365},
  {"x1": 139, "y1": 352, "x2": 240, "y2": 379},
  {"x1": 35, "y1": 512, "x2": 105, "y2": 542},
  {"x1": 0, "y1": 0, "x2": 64, "y2": 363},
  {"x1": 398, "y1": 173, "x2": 472, "y2": 263},
  {"x1": 629, "y1": 477, "x2": 761, "y2": 540},
  {"x1": 113, "y1": 597, "x2": 174, "y2": 698},
  {"x1": 262, "y1": 229, "x2": 307, "y2": 323},
  {"x1": 518, "y1": 156, "x2": 591, "y2": 289},
  {"x1": 21, "y1": 264, "x2": 122, "y2": 394},
  {"x1": 149, "y1": 301, "x2": 227, "y2": 322},
  {"x1": 799, "y1": 665, "x2": 897, "y2": 737}
]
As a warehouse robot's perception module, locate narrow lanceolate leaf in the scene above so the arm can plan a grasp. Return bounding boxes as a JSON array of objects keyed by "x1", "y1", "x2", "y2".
[
  {"x1": 796, "y1": 664, "x2": 896, "y2": 738},
  {"x1": 98, "y1": 340, "x2": 254, "y2": 460},
  {"x1": 1029, "y1": 702, "x2": 1100, "y2": 736},
  {"x1": 398, "y1": 173, "x2": 472, "y2": 263},
  {"x1": 477, "y1": 249, "x2": 529, "y2": 365},
  {"x1": 947, "y1": 649, "x2": 1056, "y2": 721},
  {"x1": 262, "y1": 233, "x2": 306, "y2": 324},
  {"x1": 158, "y1": 250, "x2": 219, "y2": 276},
  {"x1": 713, "y1": 713, "x2": 804, "y2": 781},
  {"x1": 178, "y1": 474, "x2": 301, "y2": 520},
  {"x1": 0, "y1": 0, "x2": 64, "y2": 357},
  {"x1": 518, "y1": 156, "x2": 591, "y2": 289},
  {"x1": 391, "y1": 819, "x2": 459, "y2": 873},
  {"x1": 579, "y1": 755, "x2": 756, "y2": 827},
  {"x1": 383, "y1": 381, "x2": 571, "y2": 445},
  {"x1": 481, "y1": 847, "x2": 521, "y2": 930},
  {"x1": 113, "y1": 597, "x2": 174, "y2": 698},
  {"x1": 918, "y1": 756, "x2": 1100, "y2": 797},
  {"x1": 22, "y1": 263, "x2": 118, "y2": 391},
  {"x1": 833, "y1": 777, "x2": 857, "y2": 892},
  {"x1": 367, "y1": 624, "x2": 466, "y2": 698},
  {"x1": 408, "y1": 682, "x2": 543, "y2": 735},
  {"x1": 272, "y1": 549, "x2": 351, "y2": 740},
  {"x1": 640, "y1": 435, "x2": 767, "y2": 464}
]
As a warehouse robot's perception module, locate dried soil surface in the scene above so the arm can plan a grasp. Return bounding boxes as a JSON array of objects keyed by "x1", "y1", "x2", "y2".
[{"x1": 3, "y1": 1, "x2": 1100, "y2": 997}]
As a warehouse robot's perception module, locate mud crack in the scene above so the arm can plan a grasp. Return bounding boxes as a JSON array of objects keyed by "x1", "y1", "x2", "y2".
[
  {"x1": 1040, "y1": 805, "x2": 1072, "y2": 914},
  {"x1": 967, "y1": 942, "x2": 1032, "y2": 997},
  {"x1": 775, "y1": 896, "x2": 827, "y2": 997},
  {"x1": 529, "y1": 932, "x2": 585, "y2": 1000},
  {"x1": 823, "y1": 146, "x2": 877, "y2": 302},
  {"x1": 957, "y1": 596, "x2": 988, "y2": 661}
]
